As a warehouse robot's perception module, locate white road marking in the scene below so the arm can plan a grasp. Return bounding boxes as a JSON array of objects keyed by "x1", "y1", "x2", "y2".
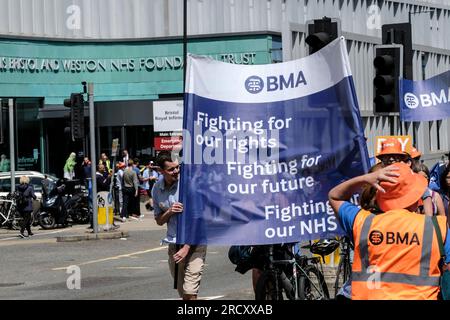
[
  {"x1": 52, "y1": 246, "x2": 168, "y2": 270},
  {"x1": 0, "y1": 226, "x2": 86, "y2": 241}
]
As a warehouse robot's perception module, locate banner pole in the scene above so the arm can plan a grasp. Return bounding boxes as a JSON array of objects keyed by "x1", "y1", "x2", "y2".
[{"x1": 173, "y1": 0, "x2": 187, "y2": 292}]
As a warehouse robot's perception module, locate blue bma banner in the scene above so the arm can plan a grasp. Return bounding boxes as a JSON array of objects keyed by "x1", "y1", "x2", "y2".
[
  {"x1": 177, "y1": 38, "x2": 370, "y2": 245},
  {"x1": 400, "y1": 70, "x2": 450, "y2": 122}
]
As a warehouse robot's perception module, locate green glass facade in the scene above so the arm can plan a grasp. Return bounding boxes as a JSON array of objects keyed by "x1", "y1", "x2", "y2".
[{"x1": 0, "y1": 34, "x2": 280, "y2": 176}]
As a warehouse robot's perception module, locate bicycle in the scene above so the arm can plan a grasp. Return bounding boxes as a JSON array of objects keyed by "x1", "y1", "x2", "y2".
[
  {"x1": 254, "y1": 242, "x2": 332, "y2": 300},
  {"x1": 334, "y1": 236, "x2": 353, "y2": 298},
  {"x1": 0, "y1": 192, "x2": 22, "y2": 230}
]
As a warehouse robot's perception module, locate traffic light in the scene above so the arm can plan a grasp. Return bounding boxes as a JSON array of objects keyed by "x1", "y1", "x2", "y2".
[
  {"x1": 63, "y1": 93, "x2": 85, "y2": 140},
  {"x1": 305, "y1": 17, "x2": 340, "y2": 55},
  {"x1": 373, "y1": 44, "x2": 403, "y2": 113},
  {"x1": 382, "y1": 23, "x2": 412, "y2": 80}
]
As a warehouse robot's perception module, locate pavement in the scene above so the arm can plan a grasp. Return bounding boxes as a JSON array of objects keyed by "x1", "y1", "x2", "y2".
[
  {"x1": 55, "y1": 202, "x2": 164, "y2": 242},
  {"x1": 0, "y1": 202, "x2": 342, "y2": 298},
  {"x1": 0, "y1": 202, "x2": 165, "y2": 244}
]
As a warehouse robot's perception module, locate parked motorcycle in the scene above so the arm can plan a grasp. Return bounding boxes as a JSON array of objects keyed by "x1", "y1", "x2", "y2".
[
  {"x1": 65, "y1": 187, "x2": 90, "y2": 224},
  {"x1": 38, "y1": 181, "x2": 68, "y2": 229},
  {"x1": 38, "y1": 179, "x2": 91, "y2": 229}
]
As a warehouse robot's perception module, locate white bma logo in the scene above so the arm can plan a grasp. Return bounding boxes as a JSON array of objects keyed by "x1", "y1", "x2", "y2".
[{"x1": 404, "y1": 93, "x2": 419, "y2": 109}]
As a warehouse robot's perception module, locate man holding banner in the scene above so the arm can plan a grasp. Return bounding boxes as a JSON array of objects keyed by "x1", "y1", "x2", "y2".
[{"x1": 152, "y1": 151, "x2": 207, "y2": 300}]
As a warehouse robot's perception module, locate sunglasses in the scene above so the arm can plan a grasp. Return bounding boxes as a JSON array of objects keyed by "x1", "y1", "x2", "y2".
[{"x1": 380, "y1": 155, "x2": 408, "y2": 165}]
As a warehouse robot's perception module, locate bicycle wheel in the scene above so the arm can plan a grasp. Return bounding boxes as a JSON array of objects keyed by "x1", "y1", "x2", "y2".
[
  {"x1": 298, "y1": 265, "x2": 330, "y2": 300},
  {"x1": 334, "y1": 256, "x2": 351, "y2": 298},
  {"x1": 255, "y1": 271, "x2": 283, "y2": 300}
]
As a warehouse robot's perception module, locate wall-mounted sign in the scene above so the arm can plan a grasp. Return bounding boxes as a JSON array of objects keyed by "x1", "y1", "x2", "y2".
[
  {"x1": 154, "y1": 136, "x2": 183, "y2": 151},
  {"x1": 0, "y1": 52, "x2": 257, "y2": 74},
  {"x1": 153, "y1": 100, "x2": 184, "y2": 132}
]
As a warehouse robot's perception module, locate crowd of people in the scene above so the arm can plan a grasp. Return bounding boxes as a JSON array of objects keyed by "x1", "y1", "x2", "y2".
[
  {"x1": 11, "y1": 140, "x2": 450, "y2": 300},
  {"x1": 328, "y1": 137, "x2": 450, "y2": 300}
]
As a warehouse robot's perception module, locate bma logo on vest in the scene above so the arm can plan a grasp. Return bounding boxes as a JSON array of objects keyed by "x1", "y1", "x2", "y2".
[
  {"x1": 369, "y1": 230, "x2": 420, "y2": 246},
  {"x1": 244, "y1": 71, "x2": 307, "y2": 94},
  {"x1": 404, "y1": 89, "x2": 450, "y2": 109}
]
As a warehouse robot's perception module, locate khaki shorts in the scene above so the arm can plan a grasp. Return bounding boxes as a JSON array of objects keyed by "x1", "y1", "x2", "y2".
[{"x1": 168, "y1": 244, "x2": 207, "y2": 297}]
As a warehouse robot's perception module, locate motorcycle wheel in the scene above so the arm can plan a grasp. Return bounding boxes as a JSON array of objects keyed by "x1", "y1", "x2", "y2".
[
  {"x1": 38, "y1": 212, "x2": 56, "y2": 229},
  {"x1": 67, "y1": 202, "x2": 89, "y2": 224}
]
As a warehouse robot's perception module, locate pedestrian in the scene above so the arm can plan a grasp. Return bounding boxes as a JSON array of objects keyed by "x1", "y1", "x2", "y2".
[
  {"x1": 439, "y1": 164, "x2": 450, "y2": 219},
  {"x1": 152, "y1": 151, "x2": 207, "y2": 300},
  {"x1": 82, "y1": 157, "x2": 92, "y2": 182},
  {"x1": 121, "y1": 159, "x2": 139, "y2": 223},
  {"x1": 113, "y1": 162, "x2": 125, "y2": 215},
  {"x1": 122, "y1": 149, "x2": 129, "y2": 167},
  {"x1": 132, "y1": 158, "x2": 143, "y2": 218},
  {"x1": 410, "y1": 146, "x2": 422, "y2": 171},
  {"x1": 144, "y1": 160, "x2": 159, "y2": 210},
  {"x1": 0, "y1": 154, "x2": 10, "y2": 172},
  {"x1": 96, "y1": 164, "x2": 111, "y2": 192},
  {"x1": 415, "y1": 162, "x2": 446, "y2": 217},
  {"x1": 376, "y1": 138, "x2": 410, "y2": 167},
  {"x1": 63, "y1": 152, "x2": 77, "y2": 180},
  {"x1": 99, "y1": 153, "x2": 112, "y2": 173},
  {"x1": 377, "y1": 139, "x2": 433, "y2": 215},
  {"x1": 328, "y1": 162, "x2": 450, "y2": 300},
  {"x1": 17, "y1": 176, "x2": 36, "y2": 238}
]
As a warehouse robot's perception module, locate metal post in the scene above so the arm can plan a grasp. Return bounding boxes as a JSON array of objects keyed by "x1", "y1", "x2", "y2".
[
  {"x1": 9, "y1": 99, "x2": 15, "y2": 193},
  {"x1": 173, "y1": 0, "x2": 188, "y2": 292},
  {"x1": 88, "y1": 84, "x2": 98, "y2": 234}
]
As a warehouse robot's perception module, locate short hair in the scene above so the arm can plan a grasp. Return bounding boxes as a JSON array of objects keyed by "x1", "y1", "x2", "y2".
[
  {"x1": 128, "y1": 159, "x2": 134, "y2": 166},
  {"x1": 133, "y1": 158, "x2": 140, "y2": 164},
  {"x1": 415, "y1": 163, "x2": 430, "y2": 179},
  {"x1": 20, "y1": 176, "x2": 30, "y2": 184},
  {"x1": 155, "y1": 151, "x2": 173, "y2": 169}
]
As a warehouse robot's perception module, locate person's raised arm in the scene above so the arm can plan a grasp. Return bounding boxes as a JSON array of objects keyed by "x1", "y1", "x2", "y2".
[{"x1": 328, "y1": 165, "x2": 400, "y2": 213}]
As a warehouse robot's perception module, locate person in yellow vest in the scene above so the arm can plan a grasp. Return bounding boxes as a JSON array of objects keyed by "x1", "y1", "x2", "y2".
[{"x1": 329, "y1": 162, "x2": 450, "y2": 300}]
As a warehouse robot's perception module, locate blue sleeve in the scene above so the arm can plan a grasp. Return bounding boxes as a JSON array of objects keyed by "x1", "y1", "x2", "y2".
[
  {"x1": 422, "y1": 188, "x2": 431, "y2": 200},
  {"x1": 337, "y1": 202, "x2": 360, "y2": 238},
  {"x1": 151, "y1": 188, "x2": 162, "y2": 217},
  {"x1": 444, "y1": 229, "x2": 450, "y2": 264}
]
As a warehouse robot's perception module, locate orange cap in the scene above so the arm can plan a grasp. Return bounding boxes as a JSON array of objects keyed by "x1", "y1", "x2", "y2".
[
  {"x1": 410, "y1": 147, "x2": 422, "y2": 159},
  {"x1": 376, "y1": 162, "x2": 428, "y2": 212},
  {"x1": 376, "y1": 138, "x2": 407, "y2": 158}
]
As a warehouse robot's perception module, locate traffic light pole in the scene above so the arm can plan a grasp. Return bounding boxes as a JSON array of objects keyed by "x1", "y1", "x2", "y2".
[
  {"x1": 88, "y1": 83, "x2": 98, "y2": 234},
  {"x1": 8, "y1": 99, "x2": 15, "y2": 193}
]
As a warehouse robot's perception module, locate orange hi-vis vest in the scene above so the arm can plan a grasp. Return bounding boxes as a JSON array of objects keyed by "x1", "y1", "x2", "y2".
[{"x1": 352, "y1": 209, "x2": 447, "y2": 300}]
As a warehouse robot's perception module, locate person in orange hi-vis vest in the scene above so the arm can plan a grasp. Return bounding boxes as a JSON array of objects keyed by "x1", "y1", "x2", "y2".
[{"x1": 329, "y1": 162, "x2": 450, "y2": 300}]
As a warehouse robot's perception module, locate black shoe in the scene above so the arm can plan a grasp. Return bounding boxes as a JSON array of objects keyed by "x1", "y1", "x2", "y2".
[
  {"x1": 19, "y1": 233, "x2": 28, "y2": 238},
  {"x1": 28, "y1": 232, "x2": 34, "y2": 236},
  {"x1": 145, "y1": 203, "x2": 151, "y2": 210}
]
